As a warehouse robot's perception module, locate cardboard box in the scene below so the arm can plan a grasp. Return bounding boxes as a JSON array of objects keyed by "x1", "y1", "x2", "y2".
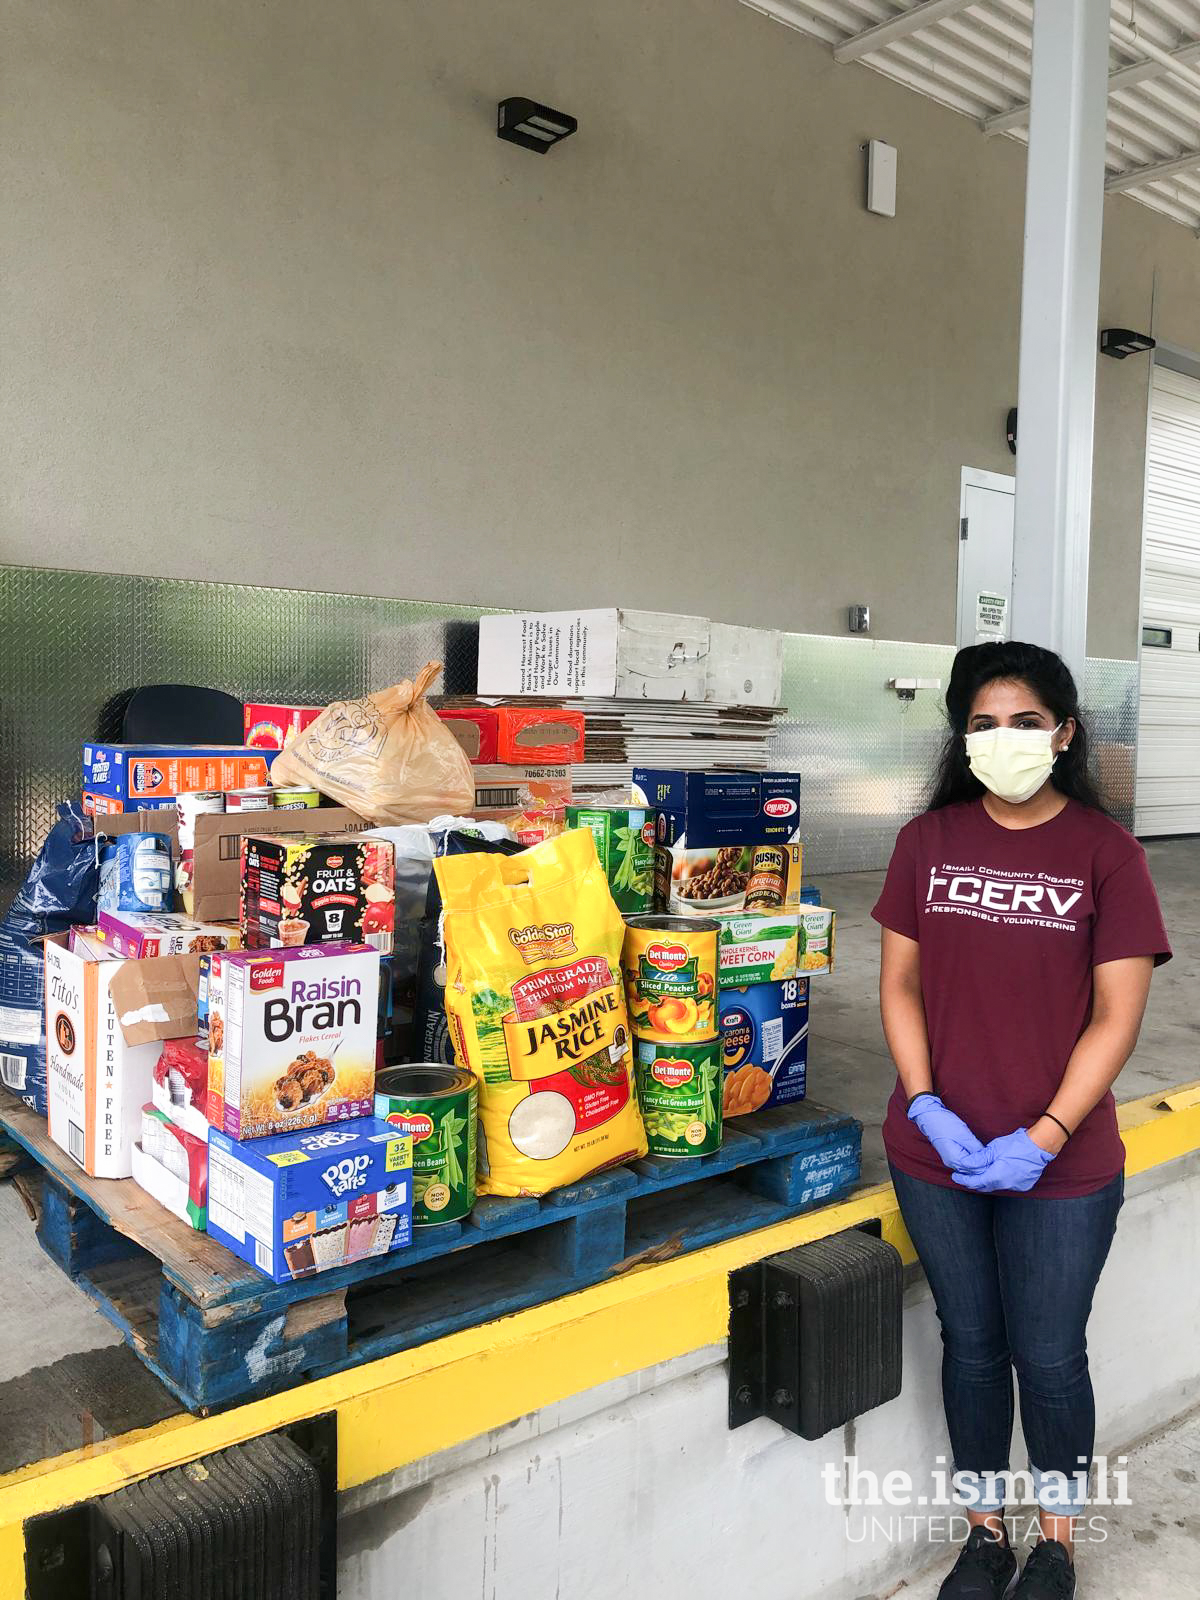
[
  {"x1": 152, "y1": 1035, "x2": 211, "y2": 1140},
  {"x1": 134, "y1": 1105, "x2": 208, "y2": 1228},
  {"x1": 208, "y1": 944, "x2": 379, "y2": 1140},
  {"x1": 437, "y1": 705, "x2": 586, "y2": 764},
  {"x1": 95, "y1": 911, "x2": 241, "y2": 959},
  {"x1": 44, "y1": 934, "x2": 202, "y2": 1177},
  {"x1": 243, "y1": 703, "x2": 323, "y2": 751},
  {"x1": 97, "y1": 805, "x2": 369, "y2": 921},
  {"x1": 477, "y1": 609, "x2": 710, "y2": 700},
  {"x1": 84, "y1": 794, "x2": 176, "y2": 817},
  {"x1": 632, "y1": 769, "x2": 803, "y2": 918},
  {"x1": 797, "y1": 907, "x2": 836, "y2": 975},
  {"x1": 705, "y1": 624, "x2": 784, "y2": 708},
  {"x1": 82, "y1": 744, "x2": 274, "y2": 806},
  {"x1": 241, "y1": 835, "x2": 395, "y2": 952},
  {"x1": 206, "y1": 1118, "x2": 413, "y2": 1283},
  {"x1": 719, "y1": 979, "x2": 808, "y2": 1114},
  {"x1": 716, "y1": 914, "x2": 799, "y2": 987}
]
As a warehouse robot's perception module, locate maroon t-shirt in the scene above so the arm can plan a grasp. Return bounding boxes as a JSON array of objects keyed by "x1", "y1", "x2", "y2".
[{"x1": 872, "y1": 799, "x2": 1171, "y2": 1198}]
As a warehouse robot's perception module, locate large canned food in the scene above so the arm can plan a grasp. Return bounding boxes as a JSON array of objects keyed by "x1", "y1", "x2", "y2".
[
  {"x1": 375, "y1": 1064, "x2": 478, "y2": 1225},
  {"x1": 621, "y1": 914, "x2": 718, "y2": 1044},
  {"x1": 635, "y1": 1038, "x2": 722, "y2": 1158},
  {"x1": 566, "y1": 804, "x2": 656, "y2": 914},
  {"x1": 272, "y1": 786, "x2": 321, "y2": 810}
]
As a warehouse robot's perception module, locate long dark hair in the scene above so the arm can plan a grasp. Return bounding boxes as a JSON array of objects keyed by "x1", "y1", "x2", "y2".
[{"x1": 927, "y1": 641, "x2": 1104, "y2": 812}]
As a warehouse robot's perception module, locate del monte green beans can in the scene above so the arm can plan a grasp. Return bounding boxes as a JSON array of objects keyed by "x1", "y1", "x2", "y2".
[
  {"x1": 635, "y1": 1038, "x2": 723, "y2": 1158},
  {"x1": 375, "y1": 1064, "x2": 477, "y2": 1225},
  {"x1": 566, "y1": 804, "x2": 655, "y2": 914}
]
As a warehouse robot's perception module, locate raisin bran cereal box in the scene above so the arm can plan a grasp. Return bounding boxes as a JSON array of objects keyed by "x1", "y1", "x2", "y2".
[
  {"x1": 206, "y1": 944, "x2": 378, "y2": 1140},
  {"x1": 206, "y1": 1118, "x2": 413, "y2": 1282},
  {"x1": 241, "y1": 834, "x2": 395, "y2": 953}
]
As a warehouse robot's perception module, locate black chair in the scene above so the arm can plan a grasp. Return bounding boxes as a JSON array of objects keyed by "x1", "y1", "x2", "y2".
[{"x1": 120, "y1": 685, "x2": 244, "y2": 745}]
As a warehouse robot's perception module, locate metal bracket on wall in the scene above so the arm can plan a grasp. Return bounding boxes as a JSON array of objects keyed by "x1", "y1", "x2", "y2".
[{"x1": 728, "y1": 1221, "x2": 902, "y2": 1439}]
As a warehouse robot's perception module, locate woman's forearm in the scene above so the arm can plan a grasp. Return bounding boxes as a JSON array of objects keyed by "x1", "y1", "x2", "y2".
[{"x1": 880, "y1": 979, "x2": 934, "y2": 1102}]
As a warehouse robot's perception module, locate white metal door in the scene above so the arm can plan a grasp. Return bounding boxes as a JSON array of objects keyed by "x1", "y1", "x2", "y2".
[
  {"x1": 957, "y1": 468, "x2": 1015, "y2": 650},
  {"x1": 1136, "y1": 366, "x2": 1200, "y2": 836}
]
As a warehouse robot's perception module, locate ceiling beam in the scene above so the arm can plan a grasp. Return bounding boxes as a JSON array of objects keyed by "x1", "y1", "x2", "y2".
[
  {"x1": 984, "y1": 33, "x2": 1200, "y2": 138},
  {"x1": 833, "y1": 0, "x2": 975, "y2": 66},
  {"x1": 1106, "y1": 147, "x2": 1200, "y2": 192}
]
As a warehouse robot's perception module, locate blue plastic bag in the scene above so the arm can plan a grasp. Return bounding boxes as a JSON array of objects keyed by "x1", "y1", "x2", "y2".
[{"x1": 0, "y1": 798, "x2": 99, "y2": 1113}]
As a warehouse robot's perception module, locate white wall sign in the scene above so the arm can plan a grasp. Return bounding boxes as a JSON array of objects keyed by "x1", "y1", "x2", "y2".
[{"x1": 975, "y1": 591, "x2": 1008, "y2": 643}]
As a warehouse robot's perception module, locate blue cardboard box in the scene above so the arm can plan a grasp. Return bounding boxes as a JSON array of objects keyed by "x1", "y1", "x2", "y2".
[
  {"x1": 82, "y1": 743, "x2": 275, "y2": 807},
  {"x1": 719, "y1": 977, "x2": 808, "y2": 1113},
  {"x1": 631, "y1": 769, "x2": 803, "y2": 918},
  {"x1": 206, "y1": 1118, "x2": 413, "y2": 1283}
]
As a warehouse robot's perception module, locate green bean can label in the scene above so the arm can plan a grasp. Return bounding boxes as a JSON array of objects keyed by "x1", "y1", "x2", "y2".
[
  {"x1": 375, "y1": 1066, "x2": 478, "y2": 1225},
  {"x1": 635, "y1": 1039, "x2": 723, "y2": 1158},
  {"x1": 567, "y1": 806, "x2": 655, "y2": 914}
]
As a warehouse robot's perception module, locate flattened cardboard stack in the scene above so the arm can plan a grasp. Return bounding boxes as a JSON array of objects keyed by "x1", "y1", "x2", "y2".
[{"x1": 550, "y1": 698, "x2": 785, "y2": 797}]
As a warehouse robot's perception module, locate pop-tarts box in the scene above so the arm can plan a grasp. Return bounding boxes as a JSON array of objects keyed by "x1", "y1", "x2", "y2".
[
  {"x1": 206, "y1": 1118, "x2": 413, "y2": 1283},
  {"x1": 82, "y1": 744, "x2": 275, "y2": 807},
  {"x1": 719, "y1": 977, "x2": 808, "y2": 1115},
  {"x1": 632, "y1": 769, "x2": 803, "y2": 919}
]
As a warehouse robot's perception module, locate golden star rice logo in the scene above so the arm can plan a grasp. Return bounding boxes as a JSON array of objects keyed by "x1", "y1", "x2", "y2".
[{"x1": 508, "y1": 921, "x2": 577, "y2": 965}]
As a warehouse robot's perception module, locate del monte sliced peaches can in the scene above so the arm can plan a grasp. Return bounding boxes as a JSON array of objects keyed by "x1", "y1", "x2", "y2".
[{"x1": 622, "y1": 915, "x2": 719, "y2": 1045}]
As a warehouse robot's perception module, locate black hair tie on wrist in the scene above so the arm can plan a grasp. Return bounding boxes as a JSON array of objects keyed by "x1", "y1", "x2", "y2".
[
  {"x1": 907, "y1": 1091, "x2": 938, "y2": 1111},
  {"x1": 1043, "y1": 1112, "x2": 1072, "y2": 1140}
]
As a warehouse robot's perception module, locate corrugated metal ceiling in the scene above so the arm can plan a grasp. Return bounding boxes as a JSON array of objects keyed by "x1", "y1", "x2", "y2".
[{"x1": 740, "y1": 1, "x2": 1200, "y2": 233}]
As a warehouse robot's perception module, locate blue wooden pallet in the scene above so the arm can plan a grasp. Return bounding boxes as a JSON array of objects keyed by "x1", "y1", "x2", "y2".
[{"x1": 0, "y1": 1091, "x2": 861, "y2": 1414}]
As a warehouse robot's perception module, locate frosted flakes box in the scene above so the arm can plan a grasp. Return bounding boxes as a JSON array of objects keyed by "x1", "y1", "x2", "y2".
[
  {"x1": 206, "y1": 943, "x2": 378, "y2": 1140},
  {"x1": 206, "y1": 1118, "x2": 413, "y2": 1282},
  {"x1": 82, "y1": 743, "x2": 273, "y2": 807}
]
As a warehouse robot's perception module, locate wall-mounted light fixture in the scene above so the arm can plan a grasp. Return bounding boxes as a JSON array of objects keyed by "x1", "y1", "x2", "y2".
[
  {"x1": 1100, "y1": 327, "x2": 1157, "y2": 360},
  {"x1": 497, "y1": 98, "x2": 577, "y2": 154}
]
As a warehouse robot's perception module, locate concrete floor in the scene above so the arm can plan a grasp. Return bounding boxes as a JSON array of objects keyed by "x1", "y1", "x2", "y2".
[
  {"x1": 891, "y1": 1402, "x2": 1200, "y2": 1600},
  {"x1": 0, "y1": 839, "x2": 1196, "y2": 1507}
]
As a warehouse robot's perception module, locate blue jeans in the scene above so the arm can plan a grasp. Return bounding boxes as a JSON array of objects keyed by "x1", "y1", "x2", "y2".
[{"x1": 890, "y1": 1163, "x2": 1123, "y2": 1517}]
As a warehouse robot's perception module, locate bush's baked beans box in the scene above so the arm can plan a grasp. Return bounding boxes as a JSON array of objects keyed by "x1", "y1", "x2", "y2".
[
  {"x1": 82, "y1": 744, "x2": 274, "y2": 808},
  {"x1": 719, "y1": 978, "x2": 808, "y2": 1117},
  {"x1": 206, "y1": 944, "x2": 379, "y2": 1140},
  {"x1": 631, "y1": 769, "x2": 803, "y2": 919},
  {"x1": 206, "y1": 1117, "x2": 412, "y2": 1283}
]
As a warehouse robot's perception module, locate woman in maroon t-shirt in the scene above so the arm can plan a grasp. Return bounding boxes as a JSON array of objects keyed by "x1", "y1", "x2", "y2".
[{"x1": 873, "y1": 642, "x2": 1169, "y2": 1600}]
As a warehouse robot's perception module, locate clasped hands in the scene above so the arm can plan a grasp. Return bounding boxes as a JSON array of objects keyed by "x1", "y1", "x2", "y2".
[{"x1": 907, "y1": 1093, "x2": 1057, "y2": 1192}]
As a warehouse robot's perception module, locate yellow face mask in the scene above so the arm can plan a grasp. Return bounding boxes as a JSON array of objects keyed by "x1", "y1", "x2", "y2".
[{"x1": 964, "y1": 724, "x2": 1063, "y2": 804}]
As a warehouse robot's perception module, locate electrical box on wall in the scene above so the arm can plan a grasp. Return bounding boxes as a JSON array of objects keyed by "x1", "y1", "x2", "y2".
[{"x1": 866, "y1": 140, "x2": 897, "y2": 217}]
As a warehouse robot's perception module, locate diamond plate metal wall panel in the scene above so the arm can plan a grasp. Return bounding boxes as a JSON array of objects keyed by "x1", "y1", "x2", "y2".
[
  {"x1": 774, "y1": 635, "x2": 956, "y2": 875},
  {"x1": 0, "y1": 566, "x2": 483, "y2": 910},
  {"x1": 776, "y1": 637, "x2": 1139, "y2": 873},
  {"x1": 0, "y1": 568, "x2": 1140, "y2": 901}
]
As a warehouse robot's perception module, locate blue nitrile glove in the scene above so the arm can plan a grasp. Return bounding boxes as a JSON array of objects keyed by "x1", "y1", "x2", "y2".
[
  {"x1": 952, "y1": 1128, "x2": 1056, "y2": 1193},
  {"x1": 907, "y1": 1094, "x2": 989, "y2": 1174}
]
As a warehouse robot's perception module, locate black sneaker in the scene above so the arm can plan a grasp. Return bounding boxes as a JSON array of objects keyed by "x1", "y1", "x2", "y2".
[
  {"x1": 937, "y1": 1526, "x2": 1019, "y2": 1598},
  {"x1": 1014, "y1": 1540, "x2": 1076, "y2": 1598}
]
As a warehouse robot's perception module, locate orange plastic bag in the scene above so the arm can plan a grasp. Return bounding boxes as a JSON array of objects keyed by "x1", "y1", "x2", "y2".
[{"x1": 268, "y1": 664, "x2": 475, "y2": 825}]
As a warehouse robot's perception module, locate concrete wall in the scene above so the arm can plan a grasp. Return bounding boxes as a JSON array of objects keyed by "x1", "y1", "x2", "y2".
[
  {"x1": 4, "y1": 0, "x2": 1199, "y2": 655},
  {"x1": 336, "y1": 1153, "x2": 1200, "y2": 1600}
]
